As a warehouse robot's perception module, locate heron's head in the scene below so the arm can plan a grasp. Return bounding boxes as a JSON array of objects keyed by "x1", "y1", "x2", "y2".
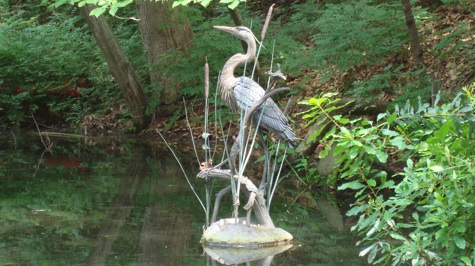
[{"x1": 213, "y1": 25, "x2": 261, "y2": 46}]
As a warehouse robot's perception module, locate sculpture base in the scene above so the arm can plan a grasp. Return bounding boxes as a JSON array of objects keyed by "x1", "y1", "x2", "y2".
[{"x1": 201, "y1": 218, "x2": 293, "y2": 248}]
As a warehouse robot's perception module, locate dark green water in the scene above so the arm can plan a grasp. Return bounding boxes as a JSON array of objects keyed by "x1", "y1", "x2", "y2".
[{"x1": 0, "y1": 133, "x2": 366, "y2": 265}]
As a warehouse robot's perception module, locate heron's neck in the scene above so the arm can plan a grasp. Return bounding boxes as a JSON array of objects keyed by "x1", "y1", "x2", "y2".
[
  {"x1": 219, "y1": 39, "x2": 257, "y2": 109},
  {"x1": 221, "y1": 39, "x2": 257, "y2": 80}
]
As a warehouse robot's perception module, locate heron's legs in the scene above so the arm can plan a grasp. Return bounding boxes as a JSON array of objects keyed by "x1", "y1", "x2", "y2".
[
  {"x1": 229, "y1": 139, "x2": 240, "y2": 219},
  {"x1": 258, "y1": 130, "x2": 270, "y2": 192},
  {"x1": 211, "y1": 186, "x2": 232, "y2": 224}
]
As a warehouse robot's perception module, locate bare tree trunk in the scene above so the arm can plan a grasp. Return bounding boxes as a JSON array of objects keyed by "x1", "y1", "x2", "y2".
[
  {"x1": 80, "y1": 4, "x2": 150, "y2": 131},
  {"x1": 401, "y1": 0, "x2": 442, "y2": 105},
  {"x1": 401, "y1": 0, "x2": 424, "y2": 67},
  {"x1": 136, "y1": 0, "x2": 193, "y2": 104}
]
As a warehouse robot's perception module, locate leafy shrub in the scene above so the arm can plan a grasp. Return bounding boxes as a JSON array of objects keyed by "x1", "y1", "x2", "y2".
[
  {"x1": 300, "y1": 84, "x2": 475, "y2": 265},
  {"x1": 0, "y1": 4, "x2": 115, "y2": 127}
]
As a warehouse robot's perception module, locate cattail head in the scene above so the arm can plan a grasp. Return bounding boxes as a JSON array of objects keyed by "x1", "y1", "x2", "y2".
[
  {"x1": 204, "y1": 58, "x2": 209, "y2": 99},
  {"x1": 261, "y1": 4, "x2": 274, "y2": 41}
]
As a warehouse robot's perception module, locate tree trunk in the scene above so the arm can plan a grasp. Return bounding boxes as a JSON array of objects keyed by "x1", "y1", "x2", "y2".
[
  {"x1": 136, "y1": 0, "x2": 193, "y2": 104},
  {"x1": 401, "y1": 0, "x2": 424, "y2": 67},
  {"x1": 80, "y1": 4, "x2": 150, "y2": 131}
]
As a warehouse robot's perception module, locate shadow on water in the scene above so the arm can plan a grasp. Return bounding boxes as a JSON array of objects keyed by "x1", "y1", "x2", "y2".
[{"x1": 0, "y1": 133, "x2": 366, "y2": 265}]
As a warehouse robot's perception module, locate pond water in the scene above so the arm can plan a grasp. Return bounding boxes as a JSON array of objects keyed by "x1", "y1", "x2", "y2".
[{"x1": 0, "y1": 133, "x2": 366, "y2": 265}]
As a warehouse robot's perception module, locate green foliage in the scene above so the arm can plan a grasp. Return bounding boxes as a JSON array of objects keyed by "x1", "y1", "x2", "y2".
[
  {"x1": 173, "y1": 0, "x2": 245, "y2": 9},
  {"x1": 279, "y1": 0, "x2": 440, "y2": 104},
  {"x1": 0, "y1": 3, "x2": 124, "y2": 128},
  {"x1": 297, "y1": 0, "x2": 409, "y2": 81},
  {"x1": 54, "y1": 0, "x2": 246, "y2": 17},
  {"x1": 300, "y1": 84, "x2": 475, "y2": 265}
]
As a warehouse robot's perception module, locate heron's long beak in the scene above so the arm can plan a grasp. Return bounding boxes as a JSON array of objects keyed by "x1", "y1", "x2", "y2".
[
  {"x1": 213, "y1": 25, "x2": 264, "y2": 48},
  {"x1": 213, "y1": 25, "x2": 235, "y2": 34}
]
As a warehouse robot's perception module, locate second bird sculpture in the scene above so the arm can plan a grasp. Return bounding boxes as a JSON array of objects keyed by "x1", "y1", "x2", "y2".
[{"x1": 214, "y1": 25, "x2": 298, "y2": 149}]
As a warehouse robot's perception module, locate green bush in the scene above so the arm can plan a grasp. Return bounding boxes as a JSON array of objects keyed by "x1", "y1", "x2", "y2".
[
  {"x1": 0, "y1": 3, "x2": 118, "y2": 127},
  {"x1": 300, "y1": 83, "x2": 475, "y2": 265}
]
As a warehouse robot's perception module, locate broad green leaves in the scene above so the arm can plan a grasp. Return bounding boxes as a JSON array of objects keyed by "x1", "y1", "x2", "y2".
[
  {"x1": 54, "y1": 0, "x2": 133, "y2": 17},
  {"x1": 54, "y1": 0, "x2": 246, "y2": 17},
  {"x1": 301, "y1": 85, "x2": 475, "y2": 265},
  {"x1": 173, "y1": 0, "x2": 245, "y2": 9}
]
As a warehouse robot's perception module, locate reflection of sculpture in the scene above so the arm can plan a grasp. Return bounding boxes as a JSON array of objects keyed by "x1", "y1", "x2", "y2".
[{"x1": 204, "y1": 241, "x2": 292, "y2": 265}]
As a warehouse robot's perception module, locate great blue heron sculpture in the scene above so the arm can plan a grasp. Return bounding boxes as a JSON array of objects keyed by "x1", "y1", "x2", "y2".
[{"x1": 214, "y1": 25, "x2": 298, "y2": 149}]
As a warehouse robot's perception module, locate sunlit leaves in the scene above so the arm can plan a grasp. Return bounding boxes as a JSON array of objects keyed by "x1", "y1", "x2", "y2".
[
  {"x1": 338, "y1": 180, "x2": 365, "y2": 191},
  {"x1": 172, "y1": 0, "x2": 244, "y2": 8},
  {"x1": 55, "y1": 0, "x2": 245, "y2": 15},
  {"x1": 430, "y1": 165, "x2": 444, "y2": 172},
  {"x1": 454, "y1": 235, "x2": 466, "y2": 249}
]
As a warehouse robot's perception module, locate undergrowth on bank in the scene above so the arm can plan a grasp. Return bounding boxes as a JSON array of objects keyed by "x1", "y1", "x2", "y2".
[{"x1": 300, "y1": 83, "x2": 475, "y2": 265}]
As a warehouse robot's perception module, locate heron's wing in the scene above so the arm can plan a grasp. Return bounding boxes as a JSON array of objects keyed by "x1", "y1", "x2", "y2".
[
  {"x1": 233, "y1": 77, "x2": 265, "y2": 110},
  {"x1": 233, "y1": 77, "x2": 297, "y2": 148}
]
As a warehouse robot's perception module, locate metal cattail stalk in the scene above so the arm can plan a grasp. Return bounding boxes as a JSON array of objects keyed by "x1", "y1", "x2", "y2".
[
  {"x1": 205, "y1": 58, "x2": 209, "y2": 99},
  {"x1": 261, "y1": 3, "x2": 274, "y2": 41},
  {"x1": 204, "y1": 58, "x2": 210, "y2": 159},
  {"x1": 251, "y1": 4, "x2": 274, "y2": 80}
]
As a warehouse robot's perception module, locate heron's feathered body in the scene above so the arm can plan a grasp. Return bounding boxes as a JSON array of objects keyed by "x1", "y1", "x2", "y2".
[{"x1": 215, "y1": 26, "x2": 298, "y2": 149}]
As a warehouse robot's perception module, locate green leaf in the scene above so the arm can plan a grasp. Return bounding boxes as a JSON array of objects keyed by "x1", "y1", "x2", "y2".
[
  {"x1": 460, "y1": 257, "x2": 472, "y2": 266},
  {"x1": 375, "y1": 151, "x2": 388, "y2": 163},
  {"x1": 117, "y1": 0, "x2": 133, "y2": 7},
  {"x1": 172, "y1": 0, "x2": 189, "y2": 7},
  {"x1": 201, "y1": 0, "x2": 212, "y2": 7},
  {"x1": 338, "y1": 180, "x2": 365, "y2": 191},
  {"x1": 346, "y1": 204, "x2": 368, "y2": 216},
  {"x1": 430, "y1": 165, "x2": 444, "y2": 172},
  {"x1": 381, "y1": 128, "x2": 399, "y2": 136},
  {"x1": 377, "y1": 113, "x2": 387, "y2": 122},
  {"x1": 454, "y1": 235, "x2": 466, "y2": 249},
  {"x1": 389, "y1": 136, "x2": 406, "y2": 150},
  {"x1": 90, "y1": 7, "x2": 106, "y2": 17},
  {"x1": 387, "y1": 113, "x2": 397, "y2": 125},
  {"x1": 389, "y1": 232, "x2": 406, "y2": 241},
  {"x1": 460, "y1": 105, "x2": 473, "y2": 112},
  {"x1": 412, "y1": 212, "x2": 419, "y2": 222},
  {"x1": 337, "y1": 117, "x2": 350, "y2": 124},
  {"x1": 53, "y1": 0, "x2": 68, "y2": 7},
  {"x1": 454, "y1": 222, "x2": 466, "y2": 233},
  {"x1": 367, "y1": 179, "x2": 376, "y2": 187},
  {"x1": 359, "y1": 244, "x2": 375, "y2": 257},
  {"x1": 109, "y1": 5, "x2": 118, "y2": 16},
  {"x1": 307, "y1": 97, "x2": 323, "y2": 105},
  {"x1": 348, "y1": 147, "x2": 359, "y2": 159},
  {"x1": 434, "y1": 191, "x2": 444, "y2": 202},
  {"x1": 319, "y1": 141, "x2": 333, "y2": 159},
  {"x1": 367, "y1": 244, "x2": 378, "y2": 263},
  {"x1": 340, "y1": 126, "x2": 352, "y2": 138},
  {"x1": 363, "y1": 145, "x2": 376, "y2": 155}
]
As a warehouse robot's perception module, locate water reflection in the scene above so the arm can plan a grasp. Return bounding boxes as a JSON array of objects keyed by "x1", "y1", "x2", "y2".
[{"x1": 0, "y1": 134, "x2": 365, "y2": 265}]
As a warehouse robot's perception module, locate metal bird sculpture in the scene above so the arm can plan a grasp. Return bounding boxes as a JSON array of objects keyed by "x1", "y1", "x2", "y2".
[{"x1": 214, "y1": 25, "x2": 298, "y2": 149}]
